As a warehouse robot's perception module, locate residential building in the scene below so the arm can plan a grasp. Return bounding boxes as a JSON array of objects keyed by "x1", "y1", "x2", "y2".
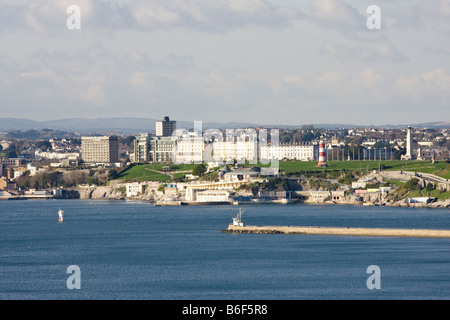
[
  {"x1": 81, "y1": 136, "x2": 119, "y2": 164},
  {"x1": 211, "y1": 139, "x2": 258, "y2": 164},
  {"x1": 34, "y1": 150, "x2": 80, "y2": 160},
  {"x1": 173, "y1": 132, "x2": 204, "y2": 164},
  {"x1": 259, "y1": 143, "x2": 318, "y2": 161},
  {"x1": 0, "y1": 158, "x2": 27, "y2": 166},
  {"x1": 156, "y1": 116, "x2": 176, "y2": 137},
  {"x1": 149, "y1": 136, "x2": 176, "y2": 163},
  {"x1": 13, "y1": 166, "x2": 27, "y2": 179},
  {"x1": 0, "y1": 178, "x2": 16, "y2": 191},
  {"x1": 126, "y1": 182, "x2": 144, "y2": 197},
  {"x1": 133, "y1": 133, "x2": 151, "y2": 162},
  {"x1": 222, "y1": 167, "x2": 261, "y2": 182}
]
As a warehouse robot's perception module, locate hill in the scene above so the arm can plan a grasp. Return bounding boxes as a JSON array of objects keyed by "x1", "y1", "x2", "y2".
[{"x1": 0, "y1": 117, "x2": 448, "y2": 134}]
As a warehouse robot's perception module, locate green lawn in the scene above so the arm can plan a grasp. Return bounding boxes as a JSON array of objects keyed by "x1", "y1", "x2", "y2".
[
  {"x1": 242, "y1": 160, "x2": 450, "y2": 179},
  {"x1": 118, "y1": 163, "x2": 197, "y2": 182},
  {"x1": 117, "y1": 161, "x2": 450, "y2": 182}
]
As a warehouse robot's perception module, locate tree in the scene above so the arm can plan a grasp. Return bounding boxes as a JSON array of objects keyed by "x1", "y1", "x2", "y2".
[
  {"x1": 5, "y1": 145, "x2": 17, "y2": 158},
  {"x1": 192, "y1": 163, "x2": 207, "y2": 177},
  {"x1": 37, "y1": 141, "x2": 52, "y2": 151},
  {"x1": 108, "y1": 169, "x2": 119, "y2": 180},
  {"x1": 425, "y1": 182, "x2": 435, "y2": 192},
  {"x1": 393, "y1": 148, "x2": 406, "y2": 160},
  {"x1": 405, "y1": 178, "x2": 421, "y2": 191}
]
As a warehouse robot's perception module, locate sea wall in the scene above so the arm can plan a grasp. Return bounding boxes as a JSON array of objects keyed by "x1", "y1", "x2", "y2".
[{"x1": 224, "y1": 225, "x2": 450, "y2": 238}]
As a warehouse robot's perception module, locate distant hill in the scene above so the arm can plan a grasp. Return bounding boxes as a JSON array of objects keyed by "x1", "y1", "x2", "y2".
[{"x1": 0, "y1": 117, "x2": 448, "y2": 134}]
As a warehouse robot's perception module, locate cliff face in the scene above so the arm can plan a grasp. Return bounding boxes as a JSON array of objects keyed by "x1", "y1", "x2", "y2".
[
  {"x1": 77, "y1": 187, "x2": 125, "y2": 200},
  {"x1": 70, "y1": 181, "x2": 450, "y2": 208},
  {"x1": 342, "y1": 192, "x2": 450, "y2": 208},
  {"x1": 76, "y1": 185, "x2": 165, "y2": 201}
]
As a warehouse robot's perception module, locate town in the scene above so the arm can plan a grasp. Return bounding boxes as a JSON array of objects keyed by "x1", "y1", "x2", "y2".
[{"x1": 1, "y1": 117, "x2": 449, "y2": 207}]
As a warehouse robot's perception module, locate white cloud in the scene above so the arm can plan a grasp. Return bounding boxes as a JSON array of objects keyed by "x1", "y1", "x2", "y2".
[
  {"x1": 0, "y1": 0, "x2": 304, "y2": 35},
  {"x1": 130, "y1": 71, "x2": 154, "y2": 87},
  {"x1": 315, "y1": 71, "x2": 339, "y2": 86},
  {"x1": 356, "y1": 68, "x2": 383, "y2": 90},
  {"x1": 395, "y1": 69, "x2": 450, "y2": 101},
  {"x1": 131, "y1": 2, "x2": 181, "y2": 29},
  {"x1": 0, "y1": 1, "x2": 449, "y2": 125},
  {"x1": 320, "y1": 41, "x2": 409, "y2": 63},
  {"x1": 421, "y1": 68, "x2": 450, "y2": 91},
  {"x1": 308, "y1": 0, "x2": 362, "y2": 30}
]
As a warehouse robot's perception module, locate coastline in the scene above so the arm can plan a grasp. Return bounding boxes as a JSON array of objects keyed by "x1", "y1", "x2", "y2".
[
  {"x1": 2, "y1": 179, "x2": 449, "y2": 208},
  {"x1": 1, "y1": 193, "x2": 449, "y2": 209}
]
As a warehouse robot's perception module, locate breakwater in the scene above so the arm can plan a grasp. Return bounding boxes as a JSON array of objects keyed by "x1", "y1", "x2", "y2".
[{"x1": 223, "y1": 225, "x2": 450, "y2": 238}]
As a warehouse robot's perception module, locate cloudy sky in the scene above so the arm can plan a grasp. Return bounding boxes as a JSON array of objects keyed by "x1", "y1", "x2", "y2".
[{"x1": 0, "y1": 0, "x2": 449, "y2": 126}]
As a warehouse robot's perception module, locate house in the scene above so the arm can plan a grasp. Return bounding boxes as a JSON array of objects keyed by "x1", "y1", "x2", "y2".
[
  {"x1": 351, "y1": 177, "x2": 379, "y2": 189},
  {"x1": 126, "y1": 182, "x2": 144, "y2": 197},
  {"x1": 222, "y1": 167, "x2": 261, "y2": 182},
  {"x1": 0, "y1": 178, "x2": 16, "y2": 191}
]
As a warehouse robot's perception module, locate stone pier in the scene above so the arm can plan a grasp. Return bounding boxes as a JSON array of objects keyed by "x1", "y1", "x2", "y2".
[{"x1": 223, "y1": 225, "x2": 450, "y2": 238}]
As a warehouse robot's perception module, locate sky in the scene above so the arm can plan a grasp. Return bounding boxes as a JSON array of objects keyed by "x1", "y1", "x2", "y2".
[{"x1": 0, "y1": 0, "x2": 449, "y2": 126}]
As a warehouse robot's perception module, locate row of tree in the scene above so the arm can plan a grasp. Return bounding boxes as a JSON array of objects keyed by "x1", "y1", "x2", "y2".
[{"x1": 15, "y1": 169, "x2": 111, "y2": 189}]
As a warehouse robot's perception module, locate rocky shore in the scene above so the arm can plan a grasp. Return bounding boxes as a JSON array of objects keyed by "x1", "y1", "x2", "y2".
[{"x1": 69, "y1": 185, "x2": 450, "y2": 208}]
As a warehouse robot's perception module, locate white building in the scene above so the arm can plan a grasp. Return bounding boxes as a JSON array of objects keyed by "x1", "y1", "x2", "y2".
[
  {"x1": 126, "y1": 182, "x2": 144, "y2": 197},
  {"x1": 35, "y1": 150, "x2": 81, "y2": 160},
  {"x1": 193, "y1": 189, "x2": 232, "y2": 202},
  {"x1": 81, "y1": 136, "x2": 119, "y2": 164},
  {"x1": 134, "y1": 133, "x2": 151, "y2": 163},
  {"x1": 172, "y1": 132, "x2": 204, "y2": 164},
  {"x1": 210, "y1": 140, "x2": 258, "y2": 164},
  {"x1": 260, "y1": 143, "x2": 318, "y2": 161},
  {"x1": 222, "y1": 167, "x2": 261, "y2": 182}
]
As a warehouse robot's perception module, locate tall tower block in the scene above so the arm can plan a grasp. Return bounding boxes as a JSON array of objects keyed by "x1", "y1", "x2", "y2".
[
  {"x1": 156, "y1": 116, "x2": 176, "y2": 137},
  {"x1": 317, "y1": 139, "x2": 327, "y2": 167}
]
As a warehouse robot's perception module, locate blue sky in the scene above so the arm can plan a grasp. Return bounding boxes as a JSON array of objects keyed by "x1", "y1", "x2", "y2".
[{"x1": 0, "y1": 0, "x2": 449, "y2": 126}]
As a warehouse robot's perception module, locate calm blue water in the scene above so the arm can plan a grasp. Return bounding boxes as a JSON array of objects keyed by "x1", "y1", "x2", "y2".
[{"x1": 0, "y1": 200, "x2": 449, "y2": 300}]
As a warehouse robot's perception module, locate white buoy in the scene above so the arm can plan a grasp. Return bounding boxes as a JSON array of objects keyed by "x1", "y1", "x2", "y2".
[{"x1": 58, "y1": 209, "x2": 64, "y2": 223}]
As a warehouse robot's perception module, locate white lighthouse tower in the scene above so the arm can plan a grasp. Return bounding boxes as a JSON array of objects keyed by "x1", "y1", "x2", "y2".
[{"x1": 401, "y1": 126, "x2": 415, "y2": 160}]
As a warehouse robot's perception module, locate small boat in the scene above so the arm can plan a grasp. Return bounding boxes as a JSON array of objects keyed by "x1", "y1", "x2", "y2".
[
  {"x1": 58, "y1": 209, "x2": 64, "y2": 223},
  {"x1": 232, "y1": 208, "x2": 244, "y2": 227}
]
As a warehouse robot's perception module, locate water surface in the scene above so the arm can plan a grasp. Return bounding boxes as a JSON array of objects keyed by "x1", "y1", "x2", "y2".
[{"x1": 0, "y1": 200, "x2": 449, "y2": 299}]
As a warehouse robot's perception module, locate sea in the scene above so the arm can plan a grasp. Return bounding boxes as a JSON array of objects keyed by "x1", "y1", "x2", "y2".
[{"x1": 0, "y1": 199, "x2": 449, "y2": 300}]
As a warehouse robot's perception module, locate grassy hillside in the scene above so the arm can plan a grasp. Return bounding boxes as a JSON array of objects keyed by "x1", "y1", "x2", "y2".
[
  {"x1": 253, "y1": 160, "x2": 450, "y2": 179},
  {"x1": 117, "y1": 163, "x2": 197, "y2": 182},
  {"x1": 117, "y1": 161, "x2": 449, "y2": 182}
]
